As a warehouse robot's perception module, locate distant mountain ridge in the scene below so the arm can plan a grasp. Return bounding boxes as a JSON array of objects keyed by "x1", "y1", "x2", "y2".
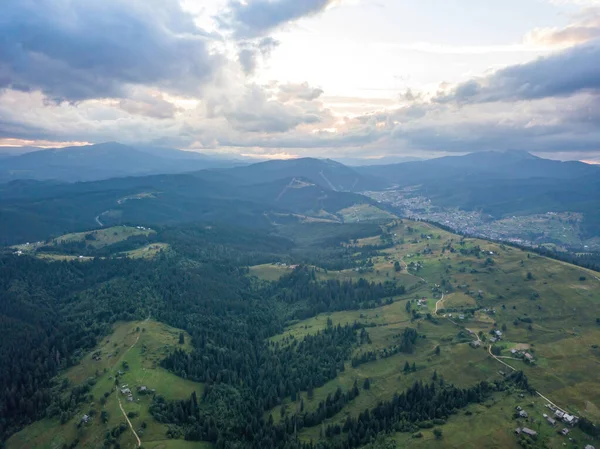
[
  {"x1": 1, "y1": 146, "x2": 600, "y2": 244},
  {"x1": 213, "y1": 157, "x2": 387, "y2": 192},
  {"x1": 355, "y1": 150, "x2": 599, "y2": 184},
  {"x1": 0, "y1": 142, "x2": 244, "y2": 182}
]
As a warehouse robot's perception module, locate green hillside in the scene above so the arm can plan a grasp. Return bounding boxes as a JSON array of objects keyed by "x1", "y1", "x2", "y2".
[
  {"x1": 3, "y1": 219, "x2": 600, "y2": 449},
  {"x1": 7, "y1": 320, "x2": 207, "y2": 449},
  {"x1": 251, "y1": 220, "x2": 600, "y2": 449}
]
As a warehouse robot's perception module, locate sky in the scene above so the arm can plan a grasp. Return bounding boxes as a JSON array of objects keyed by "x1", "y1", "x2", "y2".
[{"x1": 1, "y1": 0, "x2": 600, "y2": 161}]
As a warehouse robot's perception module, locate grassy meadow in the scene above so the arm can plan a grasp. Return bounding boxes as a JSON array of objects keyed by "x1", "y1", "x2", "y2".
[
  {"x1": 7, "y1": 320, "x2": 205, "y2": 449},
  {"x1": 254, "y1": 219, "x2": 600, "y2": 448}
]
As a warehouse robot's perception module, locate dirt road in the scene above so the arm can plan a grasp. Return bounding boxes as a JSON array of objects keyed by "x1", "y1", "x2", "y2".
[{"x1": 114, "y1": 325, "x2": 147, "y2": 448}]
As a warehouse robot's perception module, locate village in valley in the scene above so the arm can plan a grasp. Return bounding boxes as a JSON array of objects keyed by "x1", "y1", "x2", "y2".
[{"x1": 364, "y1": 189, "x2": 598, "y2": 251}]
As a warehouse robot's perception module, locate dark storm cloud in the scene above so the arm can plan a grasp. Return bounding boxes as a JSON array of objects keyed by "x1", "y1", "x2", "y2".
[
  {"x1": 0, "y1": 0, "x2": 223, "y2": 102},
  {"x1": 436, "y1": 40, "x2": 600, "y2": 104},
  {"x1": 219, "y1": 0, "x2": 335, "y2": 39}
]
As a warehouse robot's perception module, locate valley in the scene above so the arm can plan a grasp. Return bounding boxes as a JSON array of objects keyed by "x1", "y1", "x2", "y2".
[
  {"x1": 366, "y1": 190, "x2": 597, "y2": 251},
  {"x1": 1, "y1": 151, "x2": 600, "y2": 449}
]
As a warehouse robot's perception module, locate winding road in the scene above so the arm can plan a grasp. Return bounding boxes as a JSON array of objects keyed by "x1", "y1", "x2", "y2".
[
  {"x1": 114, "y1": 317, "x2": 150, "y2": 448},
  {"x1": 432, "y1": 290, "x2": 573, "y2": 415},
  {"x1": 95, "y1": 214, "x2": 105, "y2": 227}
]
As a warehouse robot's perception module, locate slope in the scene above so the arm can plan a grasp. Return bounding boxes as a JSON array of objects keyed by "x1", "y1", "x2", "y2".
[
  {"x1": 0, "y1": 142, "x2": 240, "y2": 182},
  {"x1": 216, "y1": 157, "x2": 386, "y2": 192}
]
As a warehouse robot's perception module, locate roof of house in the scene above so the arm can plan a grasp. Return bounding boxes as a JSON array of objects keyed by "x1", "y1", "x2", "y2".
[{"x1": 521, "y1": 428, "x2": 537, "y2": 436}]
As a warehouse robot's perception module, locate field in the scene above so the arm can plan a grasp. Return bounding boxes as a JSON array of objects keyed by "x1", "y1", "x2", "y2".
[
  {"x1": 11, "y1": 226, "x2": 169, "y2": 262},
  {"x1": 261, "y1": 220, "x2": 600, "y2": 448},
  {"x1": 51, "y1": 225, "x2": 155, "y2": 248},
  {"x1": 7, "y1": 320, "x2": 206, "y2": 449},
  {"x1": 249, "y1": 263, "x2": 296, "y2": 281},
  {"x1": 122, "y1": 243, "x2": 171, "y2": 259},
  {"x1": 337, "y1": 204, "x2": 397, "y2": 223}
]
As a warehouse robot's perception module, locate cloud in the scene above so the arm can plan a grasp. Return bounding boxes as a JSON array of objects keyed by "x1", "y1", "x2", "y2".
[
  {"x1": 118, "y1": 90, "x2": 180, "y2": 119},
  {"x1": 218, "y1": 0, "x2": 336, "y2": 39},
  {"x1": 525, "y1": 7, "x2": 600, "y2": 47},
  {"x1": 277, "y1": 82, "x2": 324, "y2": 102},
  {"x1": 218, "y1": 84, "x2": 327, "y2": 133},
  {"x1": 238, "y1": 37, "x2": 280, "y2": 75},
  {"x1": 0, "y1": 0, "x2": 223, "y2": 102},
  {"x1": 435, "y1": 40, "x2": 600, "y2": 104}
]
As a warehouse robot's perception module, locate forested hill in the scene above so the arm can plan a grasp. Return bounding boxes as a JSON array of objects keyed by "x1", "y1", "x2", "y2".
[
  {"x1": 0, "y1": 168, "x2": 381, "y2": 246},
  {"x1": 0, "y1": 222, "x2": 404, "y2": 446},
  {"x1": 3, "y1": 217, "x2": 600, "y2": 449}
]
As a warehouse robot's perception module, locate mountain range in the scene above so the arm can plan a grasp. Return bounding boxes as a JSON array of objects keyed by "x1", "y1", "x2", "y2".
[
  {"x1": 1, "y1": 144, "x2": 599, "y2": 246},
  {"x1": 0, "y1": 142, "x2": 245, "y2": 182}
]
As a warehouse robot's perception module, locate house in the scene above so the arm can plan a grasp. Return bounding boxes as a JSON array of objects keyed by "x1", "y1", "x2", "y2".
[
  {"x1": 511, "y1": 349, "x2": 518, "y2": 355},
  {"x1": 516, "y1": 406, "x2": 522, "y2": 411},
  {"x1": 470, "y1": 340, "x2": 481, "y2": 348},
  {"x1": 521, "y1": 428, "x2": 537, "y2": 437},
  {"x1": 82, "y1": 414, "x2": 90, "y2": 423},
  {"x1": 490, "y1": 337, "x2": 498, "y2": 343},
  {"x1": 555, "y1": 410, "x2": 565, "y2": 419},
  {"x1": 494, "y1": 330, "x2": 503, "y2": 338},
  {"x1": 458, "y1": 314, "x2": 465, "y2": 320},
  {"x1": 547, "y1": 417, "x2": 556, "y2": 426},
  {"x1": 519, "y1": 410, "x2": 529, "y2": 418},
  {"x1": 585, "y1": 445, "x2": 595, "y2": 449},
  {"x1": 138, "y1": 386, "x2": 147, "y2": 392},
  {"x1": 121, "y1": 388, "x2": 131, "y2": 395},
  {"x1": 127, "y1": 395, "x2": 134, "y2": 402},
  {"x1": 563, "y1": 413, "x2": 578, "y2": 425},
  {"x1": 560, "y1": 428, "x2": 570, "y2": 436},
  {"x1": 524, "y1": 353, "x2": 534, "y2": 362},
  {"x1": 515, "y1": 428, "x2": 522, "y2": 435}
]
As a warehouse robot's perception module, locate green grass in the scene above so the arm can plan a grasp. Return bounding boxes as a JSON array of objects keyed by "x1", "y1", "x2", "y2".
[
  {"x1": 249, "y1": 263, "x2": 295, "y2": 281},
  {"x1": 264, "y1": 219, "x2": 600, "y2": 444},
  {"x1": 337, "y1": 204, "x2": 397, "y2": 223},
  {"x1": 143, "y1": 441, "x2": 213, "y2": 449},
  {"x1": 122, "y1": 242, "x2": 170, "y2": 259},
  {"x1": 12, "y1": 226, "x2": 168, "y2": 262},
  {"x1": 392, "y1": 391, "x2": 591, "y2": 449},
  {"x1": 7, "y1": 320, "x2": 206, "y2": 449},
  {"x1": 53, "y1": 225, "x2": 154, "y2": 248}
]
